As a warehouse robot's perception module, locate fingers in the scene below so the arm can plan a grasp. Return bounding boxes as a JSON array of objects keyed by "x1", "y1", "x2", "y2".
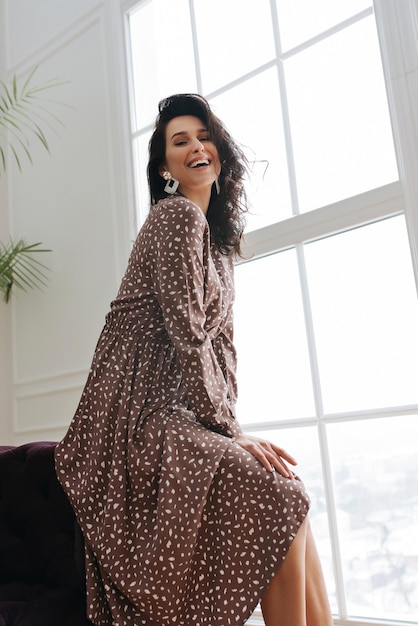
[
  {"x1": 270, "y1": 443, "x2": 298, "y2": 467},
  {"x1": 234, "y1": 435, "x2": 297, "y2": 479},
  {"x1": 266, "y1": 448, "x2": 295, "y2": 478}
]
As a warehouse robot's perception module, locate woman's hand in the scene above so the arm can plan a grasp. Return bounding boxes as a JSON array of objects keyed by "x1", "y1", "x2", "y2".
[{"x1": 234, "y1": 433, "x2": 297, "y2": 478}]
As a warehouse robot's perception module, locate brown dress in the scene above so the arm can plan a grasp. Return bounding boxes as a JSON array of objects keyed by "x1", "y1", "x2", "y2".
[{"x1": 55, "y1": 196, "x2": 310, "y2": 626}]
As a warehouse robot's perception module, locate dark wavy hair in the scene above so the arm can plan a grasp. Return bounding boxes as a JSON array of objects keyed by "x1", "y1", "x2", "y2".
[{"x1": 147, "y1": 94, "x2": 248, "y2": 256}]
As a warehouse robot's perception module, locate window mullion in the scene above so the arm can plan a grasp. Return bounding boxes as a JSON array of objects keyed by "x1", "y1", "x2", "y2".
[
  {"x1": 239, "y1": 181, "x2": 404, "y2": 261},
  {"x1": 189, "y1": 0, "x2": 203, "y2": 94},
  {"x1": 280, "y1": 7, "x2": 373, "y2": 61},
  {"x1": 318, "y1": 421, "x2": 347, "y2": 620},
  {"x1": 295, "y1": 243, "x2": 323, "y2": 418},
  {"x1": 270, "y1": 0, "x2": 300, "y2": 216},
  {"x1": 296, "y1": 242, "x2": 347, "y2": 618}
]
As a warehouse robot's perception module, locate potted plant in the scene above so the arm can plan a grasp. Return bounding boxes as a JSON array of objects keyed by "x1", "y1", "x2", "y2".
[{"x1": 0, "y1": 67, "x2": 65, "y2": 302}]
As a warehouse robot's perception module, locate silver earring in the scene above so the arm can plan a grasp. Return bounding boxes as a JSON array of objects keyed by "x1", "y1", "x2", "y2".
[
  {"x1": 214, "y1": 177, "x2": 220, "y2": 195},
  {"x1": 162, "y1": 171, "x2": 179, "y2": 194}
]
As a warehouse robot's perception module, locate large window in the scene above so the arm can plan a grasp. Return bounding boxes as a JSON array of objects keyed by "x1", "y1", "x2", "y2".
[{"x1": 125, "y1": 1, "x2": 418, "y2": 623}]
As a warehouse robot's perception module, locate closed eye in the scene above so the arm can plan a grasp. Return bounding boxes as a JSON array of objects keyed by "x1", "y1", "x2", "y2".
[{"x1": 174, "y1": 136, "x2": 210, "y2": 146}]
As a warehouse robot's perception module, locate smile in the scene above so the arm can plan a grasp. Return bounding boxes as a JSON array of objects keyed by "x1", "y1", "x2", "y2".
[{"x1": 188, "y1": 159, "x2": 210, "y2": 168}]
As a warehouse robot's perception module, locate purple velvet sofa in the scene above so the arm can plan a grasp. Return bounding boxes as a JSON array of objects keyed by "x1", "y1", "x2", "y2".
[{"x1": 0, "y1": 441, "x2": 94, "y2": 626}]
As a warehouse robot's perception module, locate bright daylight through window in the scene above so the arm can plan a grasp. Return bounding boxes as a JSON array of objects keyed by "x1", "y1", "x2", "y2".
[{"x1": 126, "y1": 0, "x2": 418, "y2": 623}]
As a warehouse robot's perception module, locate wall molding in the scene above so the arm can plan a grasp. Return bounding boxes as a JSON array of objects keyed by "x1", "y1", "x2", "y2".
[
  {"x1": 14, "y1": 422, "x2": 72, "y2": 436},
  {"x1": 14, "y1": 368, "x2": 88, "y2": 400},
  {"x1": 5, "y1": 2, "x2": 105, "y2": 75},
  {"x1": 14, "y1": 371, "x2": 86, "y2": 438}
]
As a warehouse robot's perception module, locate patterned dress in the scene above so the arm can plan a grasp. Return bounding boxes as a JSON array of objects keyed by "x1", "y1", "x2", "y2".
[{"x1": 55, "y1": 196, "x2": 310, "y2": 626}]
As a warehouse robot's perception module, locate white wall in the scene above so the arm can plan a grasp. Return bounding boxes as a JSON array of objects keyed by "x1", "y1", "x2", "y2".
[
  {"x1": 0, "y1": 0, "x2": 135, "y2": 444},
  {"x1": 0, "y1": 4, "x2": 13, "y2": 444}
]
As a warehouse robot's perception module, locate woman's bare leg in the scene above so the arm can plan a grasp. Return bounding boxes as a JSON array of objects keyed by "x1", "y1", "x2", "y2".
[
  {"x1": 261, "y1": 517, "x2": 308, "y2": 626},
  {"x1": 260, "y1": 517, "x2": 333, "y2": 626},
  {"x1": 305, "y1": 520, "x2": 333, "y2": 626}
]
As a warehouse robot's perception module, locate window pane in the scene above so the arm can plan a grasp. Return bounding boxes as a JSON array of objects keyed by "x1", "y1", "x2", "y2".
[
  {"x1": 129, "y1": 0, "x2": 196, "y2": 129},
  {"x1": 284, "y1": 15, "x2": 398, "y2": 212},
  {"x1": 304, "y1": 216, "x2": 418, "y2": 413},
  {"x1": 327, "y1": 415, "x2": 418, "y2": 621},
  {"x1": 133, "y1": 132, "x2": 152, "y2": 225},
  {"x1": 211, "y1": 70, "x2": 292, "y2": 230},
  {"x1": 193, "y1": 0, "x2": 276, "y2": 94},
  {"x1": 276, "y1": 0, "x2": 372, "y2": 51},
  {"x1": 234, "y1": 250, "x2": 315, "y2": 424}
]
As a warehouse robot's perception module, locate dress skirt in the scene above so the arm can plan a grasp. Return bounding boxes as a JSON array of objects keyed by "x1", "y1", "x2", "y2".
[{"x1": 55, "y1": 196, "x2": 310, "y2": 625}]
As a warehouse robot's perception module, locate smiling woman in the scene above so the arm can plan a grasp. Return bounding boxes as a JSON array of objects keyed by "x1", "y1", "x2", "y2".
[{"x1": 55, "y1": 93, "x2": 333, "y2": 626}]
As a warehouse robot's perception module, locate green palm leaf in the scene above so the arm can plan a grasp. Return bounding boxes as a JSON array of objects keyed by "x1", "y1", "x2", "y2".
[
  {"x1": 0, "y1": 66, "x2": 67, "y2": 175},
  {"x1": 0, "y1": 239, "x2": 51, "y2": 302}
]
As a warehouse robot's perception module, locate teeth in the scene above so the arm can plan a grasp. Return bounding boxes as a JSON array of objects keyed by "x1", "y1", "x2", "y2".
[{"x1": 190, "y1": 159, "x2": 209, "y2": 168}]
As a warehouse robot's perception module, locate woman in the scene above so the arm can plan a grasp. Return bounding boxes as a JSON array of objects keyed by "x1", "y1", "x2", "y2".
[{"x1": 55, "y1": 94, "x2": 332, "y2": 626}]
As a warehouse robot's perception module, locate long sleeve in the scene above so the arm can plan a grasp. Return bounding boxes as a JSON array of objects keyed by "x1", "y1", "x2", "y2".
[{"x1": 149, "y1": 197, "x2": 241, "y2": 438}]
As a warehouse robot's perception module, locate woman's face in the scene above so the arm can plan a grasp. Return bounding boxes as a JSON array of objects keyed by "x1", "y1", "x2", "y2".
[{"x1": 161, "y1": 115, "x2": 220, "y2": 197}]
